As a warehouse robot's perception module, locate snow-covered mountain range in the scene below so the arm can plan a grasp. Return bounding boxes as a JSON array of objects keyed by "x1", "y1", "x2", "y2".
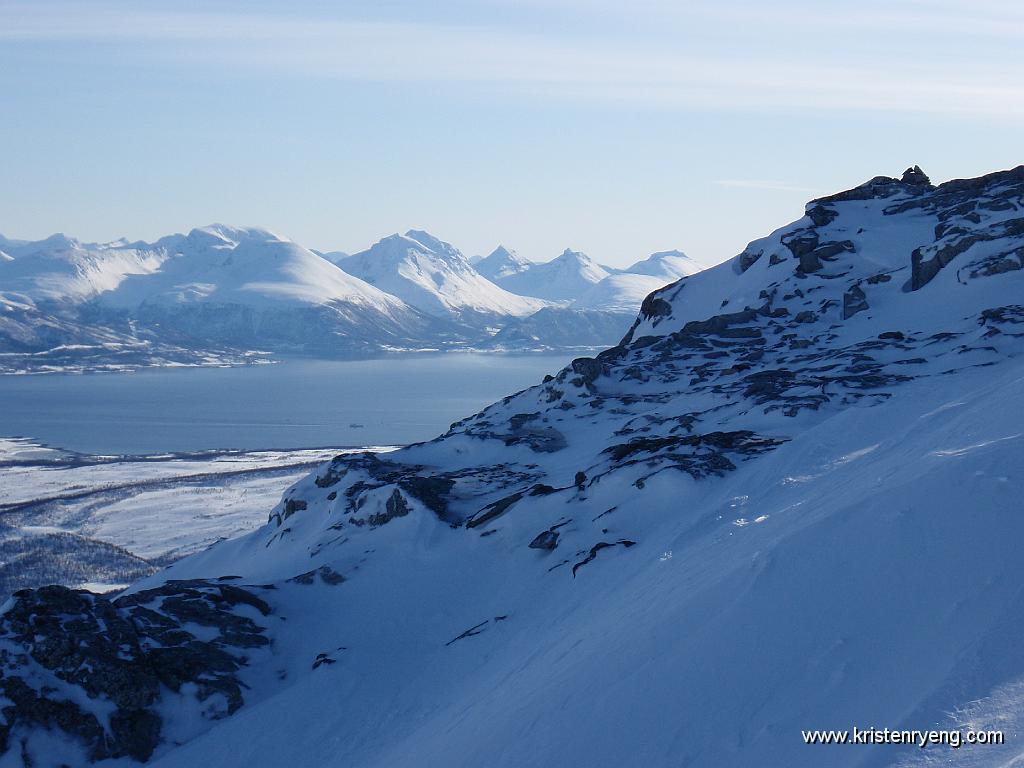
[
  {"x1": 0, "y1": 228, "x2": 696, "y2": 371},
  {"x1": 335, "y1": 231, "x2": 546, "y2": 323},
  {"x1": 490, "y1": 247, "x2": 610, "y2": 301},
  {"x1": 4, "y1": 164, "x2": 1024, "y2": 767}
]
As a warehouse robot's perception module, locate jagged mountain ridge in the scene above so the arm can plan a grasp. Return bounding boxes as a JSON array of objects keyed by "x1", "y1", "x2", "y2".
[{"x1": 3, "y1": 165, "x2": 1024, "y2": 767}]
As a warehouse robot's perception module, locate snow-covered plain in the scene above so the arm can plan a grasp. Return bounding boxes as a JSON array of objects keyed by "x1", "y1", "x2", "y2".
[
  {"x1": 4, "y1": 166, "x2": 1024, "y2": 768},
  {"x1": 0, "y1": 439, "x2": 392, "y2": 595}
]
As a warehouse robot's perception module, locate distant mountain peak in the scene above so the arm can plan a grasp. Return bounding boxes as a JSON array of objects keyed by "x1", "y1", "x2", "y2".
[
  {"x1": 188, "y1": 224, "x2": 285, "y2": 247},
  {"x1": 488, "y1": 245, "x2": 517, "y2": 259},
  {"x1": 475, "y1": 245, "x2": 532, "y2": 282},
  {"x1": 624, "y1": 249, "x2": 704, "y2": 280},
  {"x1": 339, "y1": 231, "x2": 544, "y2": 319},
  {"x1": 37, "y1": 233, "x2": 82, "y2": 251},
  {"x1": 403, "y1": 229, "x2": 461, "y2": 257}
]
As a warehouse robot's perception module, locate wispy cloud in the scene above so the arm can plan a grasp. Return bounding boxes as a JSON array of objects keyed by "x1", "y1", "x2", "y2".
[
  {"x1": 713, "y1": 180, "x2": 821, "y2": 194},
  {"x1": 2, "y1": 2, "x2": 1023, "y2": 117}
]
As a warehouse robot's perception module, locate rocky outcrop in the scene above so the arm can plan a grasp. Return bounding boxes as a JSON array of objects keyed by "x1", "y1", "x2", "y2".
[
  {"x1": 843, "y1": 284, "x2": 869, "y2": 319},
  {"x1": 0, "y1": 580, "x2": 272, "y2": 762}
]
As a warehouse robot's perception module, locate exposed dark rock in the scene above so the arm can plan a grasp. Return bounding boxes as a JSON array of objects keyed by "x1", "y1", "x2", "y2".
[
  {"x1": 445, "y1": 620, "x2": 490, "y2": 646},
  {"x1": 807, "y1": 204, "x2": 839, "y2": 227},
  {"x1": 315, "y1": 457, "x2": 349, "y2": 488},
  {"x1": 354, "y1": 488, "x2": 411, "y2": 528},
  {"x1": 282, "y1": 498, "x2": 307, "y2": 521},
  {"x1": 572, "y1": 540, "x2": 637, "y2": 577},
  {"x1": 312, "y1": 653, "x2": 336, "y2": 669},
  {"x1": 289, "y1": 565, "x2": 346, "y2": 585},
  {"x1": 502, "y1": 426, "x2": 568, "y2": 453},
  {"x1": 466, "y1": 491, "x2": 525, "y2": 529},
  {"x1": 570, "y1": 357, "x2": 605, "y2": 386},
  {"x1": 0, "y1": 581, "x2": 272, "y2": 762},
  {"x1": 509, "y1": 412, "x2": 540, "y2": 430},
  {"x1": 901, "y1": 165, "x2": 932, "y2": 186},
  {"x1": 783, "y1": 230, "x2": 820, "y2": 262},
  {"x1": 738, "y1": 248, "x2": 764, "y2": 272},
  {"x1": 398, "y1": 475, "x2": 455, "y2": 519},
  {"x1": 843, "y1": 285, "x2": 869, "y2": 319},
  {"x1": 639, "y1": 294, "x2": 673, "y2": 320},
  {"x1": 529, "y1": 530, "x2": 560, "y2": 550}
]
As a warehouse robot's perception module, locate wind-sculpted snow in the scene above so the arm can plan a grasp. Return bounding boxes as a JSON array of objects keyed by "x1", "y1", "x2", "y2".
[{"x1": 4, "y1": 166, "x2": 1024, "y2": 767}]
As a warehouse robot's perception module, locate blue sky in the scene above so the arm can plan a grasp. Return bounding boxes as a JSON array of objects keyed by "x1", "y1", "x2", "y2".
[{"x1": 1, "y1": 0, "x2": 1022, "y2": 266}]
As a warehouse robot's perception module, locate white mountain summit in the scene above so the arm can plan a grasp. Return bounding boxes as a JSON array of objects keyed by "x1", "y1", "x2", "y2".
[
  {"x1": 473, "y1": 245, "x2": 533, "y2": 282},
  {"x1": 623, "y1": 249, "x2": 704, "y2": 281},
  {"x1": 337, "y1": 231, "x2": 547, "y2": 321},
  {"x1": 492, "y1": 247, "x2": 610, "y2": 302}
]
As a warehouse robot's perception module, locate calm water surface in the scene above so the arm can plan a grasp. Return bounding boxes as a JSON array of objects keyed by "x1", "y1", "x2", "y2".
[{"x1": 0, "y1": 354, "x2": 571, "y2": 454}]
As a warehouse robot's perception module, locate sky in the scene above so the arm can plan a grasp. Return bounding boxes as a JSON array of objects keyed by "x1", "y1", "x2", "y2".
[{"x1": 1, "y1": 0, "x2": 1022, "y2": 267}]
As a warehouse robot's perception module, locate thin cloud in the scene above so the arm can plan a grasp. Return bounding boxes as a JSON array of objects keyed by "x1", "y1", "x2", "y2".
[{"x1": 2, "y1": 2, "x2": 1023, "y2": 118}]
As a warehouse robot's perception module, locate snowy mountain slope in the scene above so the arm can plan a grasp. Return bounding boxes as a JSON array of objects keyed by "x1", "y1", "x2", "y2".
[
  {"x1": 337, "y1": 231, "x2": 546, "y2": 321},
  {"x1": 95, "y1": 225, "x2": 412, "y2": 311},
  {"x1": 473, "y1": 245, "x2": 532, "y2": 282},
  {"x1": 492, "y1": 247, "x2": 703, "y2": 314},
  {"x1": 0, "y1": 226, "x2": 449, "y2": 361},
  {"x1": 486, "y1": 306, "x2": 635, "y2": 350},
  {"x1": 0, "y1": 234, "x2": 165, "y2": 304},
  {"x1": 570, "y1": 271, "x2": 669, "y2": 311},
  {"x1": 493, "y1": 247, "x2": 610, "y2": 301},
  {"x1": 0, "y1": 228, "x2": 697, "y2": 368},
  {"x1": 622, "y1": 248, "x2": 705, "y2": 280},
  {"x1": 5, "y1": 166, "x2": 1024, "y2": 767}
]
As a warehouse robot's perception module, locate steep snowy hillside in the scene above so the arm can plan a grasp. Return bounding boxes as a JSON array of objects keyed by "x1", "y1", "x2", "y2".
[
  {"x1": 337, "y1": 231, "x2": 546, "y2": 322},
  {"x1": 494, "y1": 247, "x2": 610, "y2": 301},
  {"x1": 473, "y1": 245, "x2": 532, "y2": 282},
  {"x1": 4, "y1": 166, "x2": 1024, "y2": 768},
  {"x1": 623, "y1": 248, "x2": 705, "y2": 280}
]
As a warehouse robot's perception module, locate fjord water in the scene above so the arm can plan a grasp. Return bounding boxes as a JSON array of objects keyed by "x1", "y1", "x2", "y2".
[{"x1": 0, "y1": 354, "x2": 570, "y2": 455}]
